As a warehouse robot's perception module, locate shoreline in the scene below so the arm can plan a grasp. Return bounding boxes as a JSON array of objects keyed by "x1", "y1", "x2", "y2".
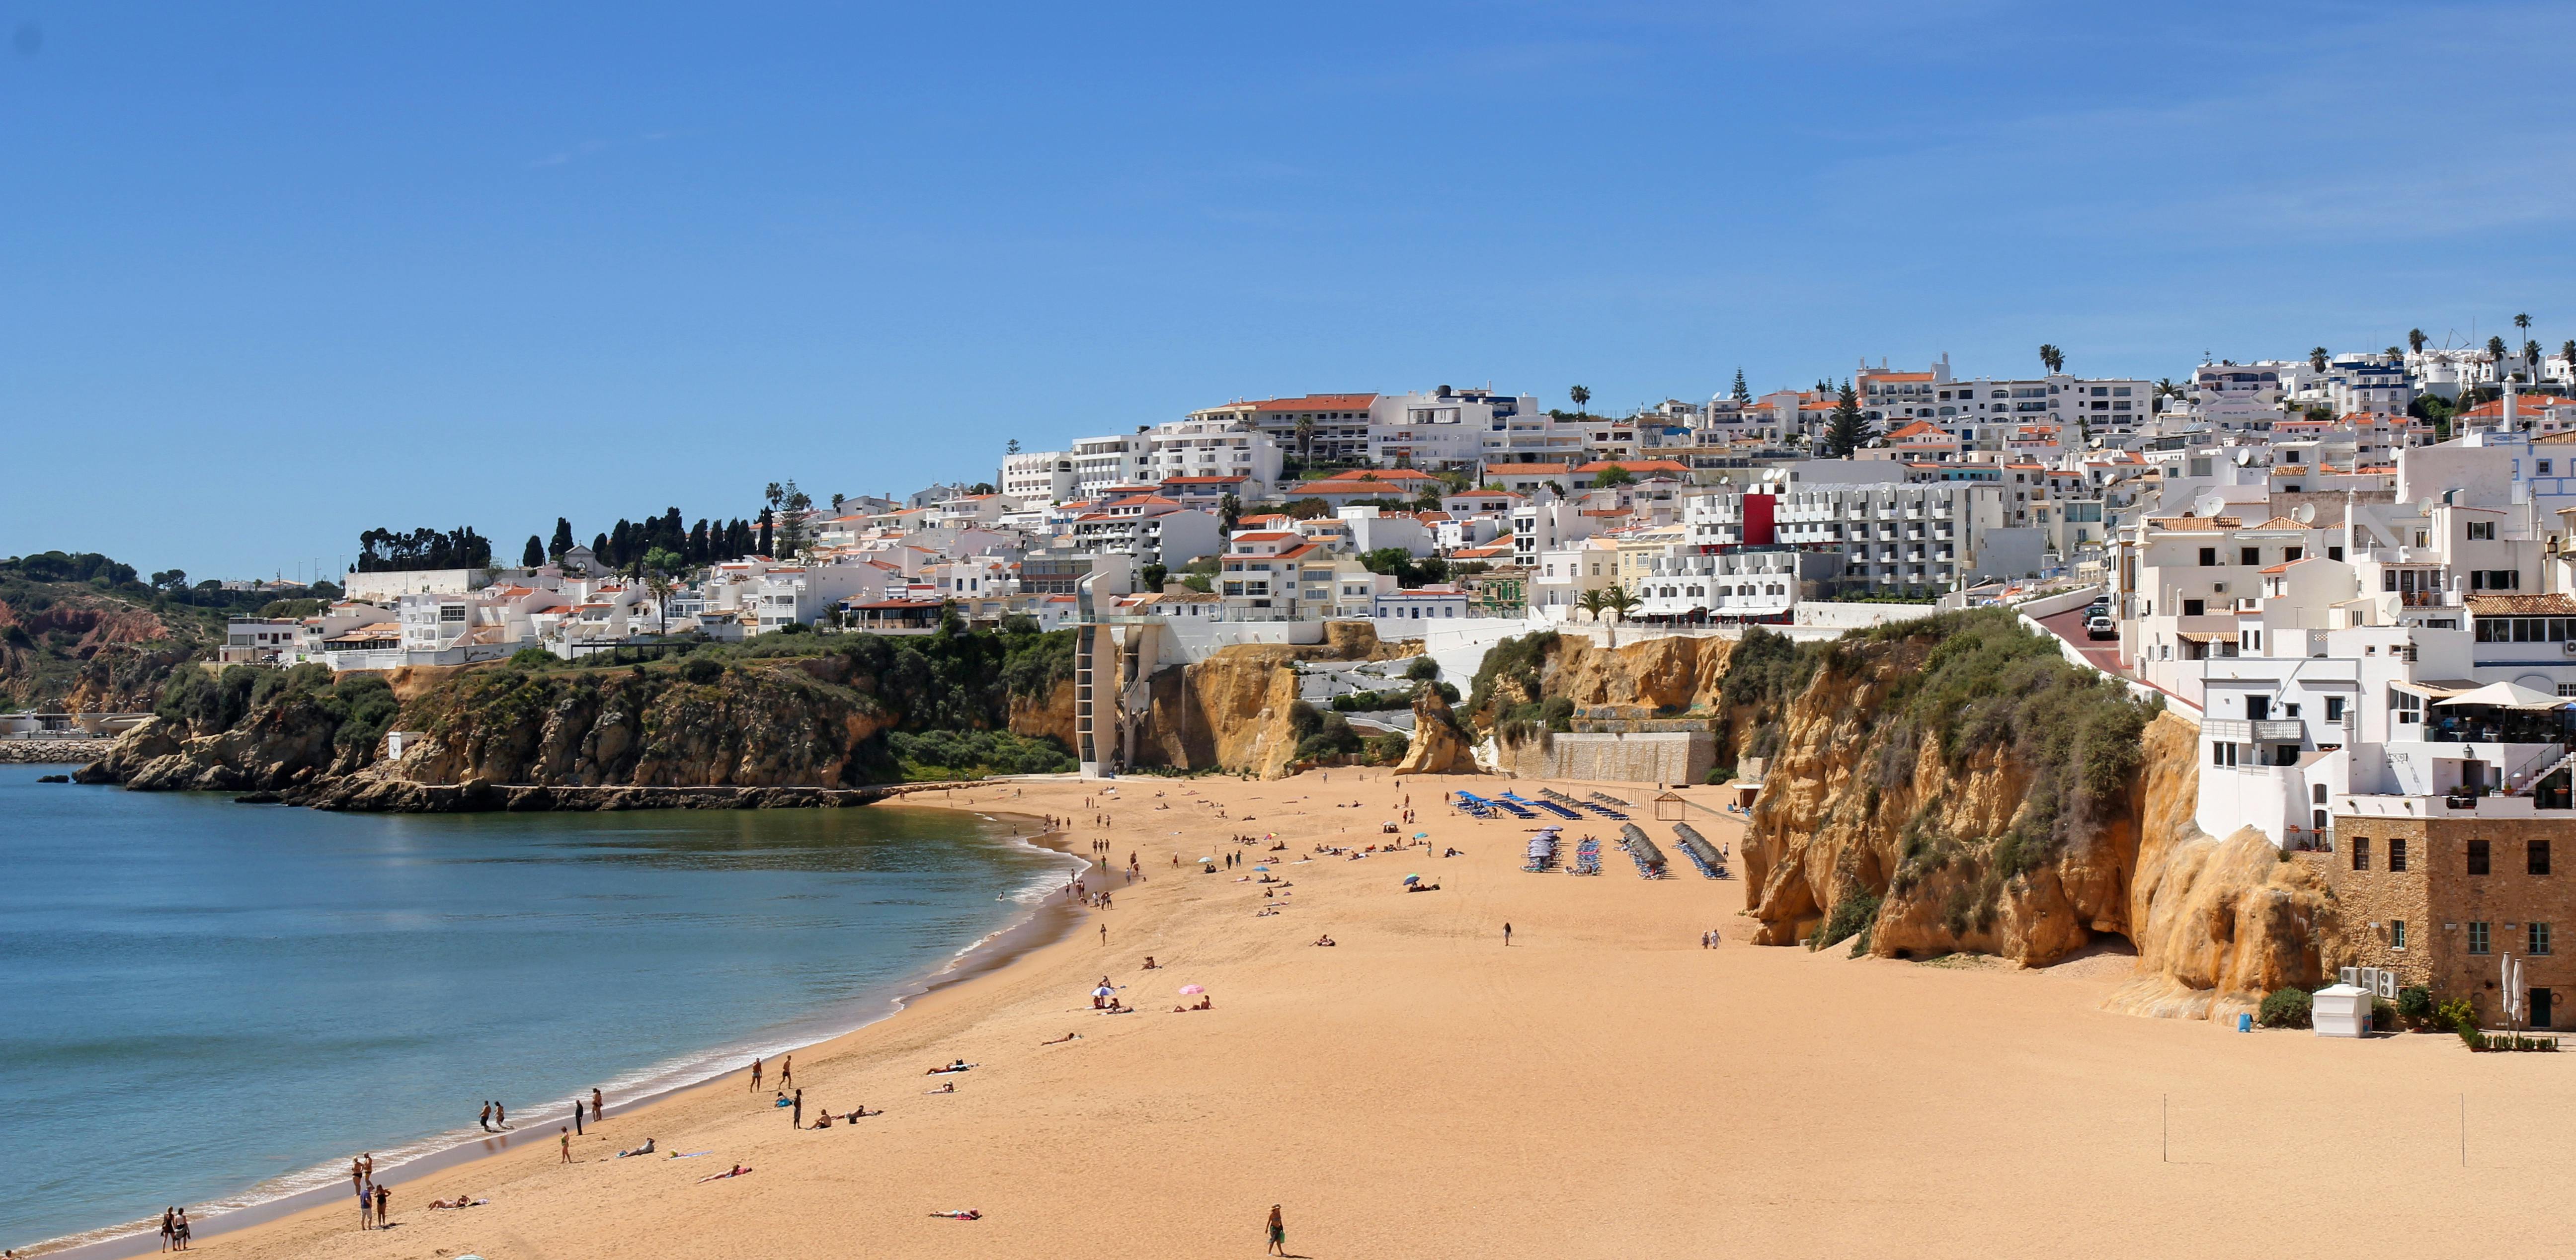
[{"x1": 26, "y1": 797, "x2": 1085, "y2": 1260}]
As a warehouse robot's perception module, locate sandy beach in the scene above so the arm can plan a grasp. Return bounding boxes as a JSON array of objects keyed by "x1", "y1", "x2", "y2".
[{"x1": 113, "y1": 772, "x2": 2576, "y2": 1260}]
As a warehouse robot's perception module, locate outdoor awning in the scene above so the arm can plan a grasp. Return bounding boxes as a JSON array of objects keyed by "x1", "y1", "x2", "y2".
[
  {"x1": 2436, "y1": 681, "x2": 2571, "y2": 711},
  {"x1": 2391, "y1": 679, "x2": 2481, "y2": 699},
  {"x1": 2176, "y1": 631, "x2": 2234, "y2": 643}
]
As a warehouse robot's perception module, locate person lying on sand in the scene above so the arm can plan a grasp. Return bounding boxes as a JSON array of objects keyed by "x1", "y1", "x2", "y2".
[
  {"x1": 616, "y1": 1139, "x2": 656, "y2": 1157},
  {"x1": 1312, "y1": 935, "x2": 1335, "y2": 946},
  {"x1": 1405, "y1": 882, "x2": 1442, "y2": 892},
  {"x1": 425, "y1": 1195, "x2": 484, "y2": 1210},
  {"x1": 697, "y1": 1165, "x2": 752, "y2": 1183},
  {"x1": 929, "y1": 1210, "x2": 982, "y2": 1220},
  {"x1": 845, "y1": 1107, "x2": 877, "y2": 1120},
  {"x1": 1042, "y1": 1032, "x2": 1082, "y2": 1044},
  {"x1": 926, "y1": 1060, "x2": 973, "y2": 1075},
  {"x1": 772, "y1": 1092, "x2": 793, "y2": 1107},
  {"x1": 1140, "y1": 956, "x2": 1158, "y2": 969},
  {"x1": 926, "y1": 1082, "x2": 957, "y2": 1094}
]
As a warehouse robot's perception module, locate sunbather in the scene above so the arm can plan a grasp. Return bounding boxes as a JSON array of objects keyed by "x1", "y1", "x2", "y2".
[
  {"x1": 616, "y1": 1139, "x2": 656, "y2": 1158},
  {"x1": 1042, "y1": 1032, "x2": 1082, "y2": 1044},
  {"x1": 697, "y1": 1165, "x2": 752, "y2": 1183},
  {"x1": 929, "y1": 1209, "x2": 982, "y2": 1220},
  {"x1": 1312, "y1": 935, "x2": 1335, "y2": 946}
]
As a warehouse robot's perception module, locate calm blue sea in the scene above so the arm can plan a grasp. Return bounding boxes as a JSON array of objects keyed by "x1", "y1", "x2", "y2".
[{"x1": 0, "y1": 765, "x2": 1070, "y2": 1251}]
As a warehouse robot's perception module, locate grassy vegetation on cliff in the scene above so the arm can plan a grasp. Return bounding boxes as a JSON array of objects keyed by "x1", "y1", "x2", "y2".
[{"x1": 156, "y1": 661, "x2": 400, "y2": 754}]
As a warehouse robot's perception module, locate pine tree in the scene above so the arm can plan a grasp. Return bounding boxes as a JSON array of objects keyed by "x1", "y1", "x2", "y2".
[
  {"x1": 689, "y1": 519, "x2": 711, "y2": 564},
  {"x1": 756, "y1": 510, "x2": 774, "y2": 557},
  {"x1": 1823, "y1": 380, "x2": 1875, "y2": 458},
  {"x1": 549, "y1": 517, "x2": 574, "y2": 559},
  {"x1": 590, "y1": 533, "x2": 610, "y2": 562},
  {"x1": 1731, "y1": 368, "x2": 1750, "y2": 404},
  {"x1": 608, "y1": 520, "x2": 633, "y2": 568},
  {"x1": 659, "y1": 507, "x2": 684, "y2": 551},
  {"x1": 521, "y1": 535, "x2": 545, "y2": 568}
]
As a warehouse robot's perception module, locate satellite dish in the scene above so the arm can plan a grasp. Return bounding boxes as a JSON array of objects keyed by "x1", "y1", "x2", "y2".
[
  {"x1": 2195, "y1": 494, "x2": 2227, "y2": 518},
  {"x1": 2292, "y1": 503, "x2": 2317, "y2": 524},
  {"x1": 2235, "y1": 450, "x2": 2254, "y2": 466}
]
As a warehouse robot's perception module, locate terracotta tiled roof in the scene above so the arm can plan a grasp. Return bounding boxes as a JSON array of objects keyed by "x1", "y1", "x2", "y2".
[{"x1": 2469, "y1": 594, "x2": 2576, "y2": 616}]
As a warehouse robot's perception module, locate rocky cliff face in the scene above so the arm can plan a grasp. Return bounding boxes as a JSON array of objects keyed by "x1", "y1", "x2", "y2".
[
  {"x1": 1, "y1": 598, "x2": 195, "y2": 712},
  {"x1": 1009, "y1": 677, "x2": 1078, "y2": 750},
  {"x1": 1547, "y1": 634, "x2": 1737, "y2": 713},
  {"x1": 80, "y1": 659, "x2": 901, "y2": 801},
  {"x1": 380, "y1": 663, "x2": 892, "y2": 788},
  {"x1": 78, "y1": 690, "x2": 366, "y2": 792},
  {"x1": 2102, "y1": 713, "x2": 2336, "y2": 1021},
  {"x1": 1727, "y1": 617, "x2": 2335, "y2": 1018},
  {"x1": 1123, "y1": 624, "x2": 1420, "y2": 780},
  {"x1": 1394, "y1": 686, "x2": 1475, "y2": 776}
]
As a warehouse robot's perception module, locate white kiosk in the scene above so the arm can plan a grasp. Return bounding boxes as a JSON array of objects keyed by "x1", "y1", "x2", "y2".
[{"x1": 2312, "y1": 983, "x2": 2371, "y2": 1038}]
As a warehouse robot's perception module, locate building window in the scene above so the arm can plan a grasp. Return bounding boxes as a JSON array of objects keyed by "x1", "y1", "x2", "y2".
[
  {"x1": 2391, "y1": 920, "x2": 2407, "y2": 949},
  {"x1": 2533, "y1": 840, "x2": 2553, "y2": 876},
  {"x1": 2469, "y1": 921, "x2": 2492, "y2": 955},
  {"x1": 2351, "y1": 838, "x2": 2371, "y2": 870},
  {"x1": 2199, "y1": 548, "x2": 2218, "y2": 566},
  {"x1": 2469, "y1": 839, "x2": 2491, "y2": 875},
  {"x1": 2211, "y1": 742, "x2": 2240, "y2": 768},
  {"x1": 2468, "y1": 521, "x2": 2496, "y2": 541},
  {"x1": 2241, "y1": 547, "x2": 2260, "y2": 566},
  {"x1": 2325, "y1": 697, "x2": 2345, "y2": 721},
  {"x1": 2390, "y1": 839, "x2": 2408, "y2": 871}
]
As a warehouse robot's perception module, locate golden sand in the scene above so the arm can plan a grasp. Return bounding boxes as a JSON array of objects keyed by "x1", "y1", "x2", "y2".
[{"x1": 190, "y1": 773, "x2": 2576, "y2": 1259}]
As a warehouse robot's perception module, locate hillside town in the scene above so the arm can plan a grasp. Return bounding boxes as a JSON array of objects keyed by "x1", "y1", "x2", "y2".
[{"x1": 32, "y1": 326, "x2": 2569, "y2": 880}]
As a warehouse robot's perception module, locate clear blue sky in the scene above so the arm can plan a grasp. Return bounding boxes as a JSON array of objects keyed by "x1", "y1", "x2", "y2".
[{"x1": 5, "y1": 1, "x2": 2570, "y2": 579}]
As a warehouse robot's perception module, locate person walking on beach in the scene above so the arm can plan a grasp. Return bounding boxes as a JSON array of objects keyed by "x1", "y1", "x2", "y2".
[
  {"x1": 495, "y1": 1101, "x2": 506, "y2": 1128},
  {"x1": 479, "y1": 1101, "x2": 492, "y2": 1132},
  {"x1": 160, "y1": 1207, "x2": 175, "y2": 1252},
  {"x1": 750, "y1": 1057, "x2": 763, "y2": 1092},
  {"x1": 172, "y1": 1209, "x2": 190, "y2": 1251},
  {"x1": 1503, "y1": 922, "x2": 1513, "y2": 946},
  {"x1": 1099, "y1": 922, "x2": 1109, "y2": 946},
  {"x1": 1266, "y1": 1204, "x2": 1287, "y2": 1256},
  {"x1": 356, "y1": 1178, "x2": 373, "y2": 1230},
  {"x1": 591, "y1": 1087, "x2": 604, "y2": 1124},
  {"x1": 792, "y1": 1088, "x2": 803, "y2": 1129},
  {"x1": 572, "y1": 1100, "x2": 583, "y2": 1136},
  {"x1": 780, "y1": 1055, "x2": 793, "y2": 1089},
  {"x1": 560, "y1": 1127, "x2": 572, "y2": 1163},
  {"x1": 374, "y1": 1182, "x2": 390, "y2": 1229}
]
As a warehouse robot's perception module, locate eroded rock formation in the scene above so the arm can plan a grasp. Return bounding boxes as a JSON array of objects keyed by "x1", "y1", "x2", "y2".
[{"x1": 1394, "y1": 686, "x2": 1475, "y2": 776}]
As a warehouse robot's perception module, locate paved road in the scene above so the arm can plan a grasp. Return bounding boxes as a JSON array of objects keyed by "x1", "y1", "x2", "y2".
[{"x1": 2035, "y1": 605, "x2": 2128, "y2": 676}]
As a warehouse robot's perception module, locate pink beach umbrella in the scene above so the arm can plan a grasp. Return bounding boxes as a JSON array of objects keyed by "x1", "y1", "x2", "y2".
[{"x1": 1178, "y1": 984, "x2": 1205, "y2": 996}]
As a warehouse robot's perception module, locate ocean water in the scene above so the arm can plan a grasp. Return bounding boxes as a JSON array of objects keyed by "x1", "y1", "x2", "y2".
[{"x1": 0, "y1": 766, "x2": 1071, "y2": 1251}]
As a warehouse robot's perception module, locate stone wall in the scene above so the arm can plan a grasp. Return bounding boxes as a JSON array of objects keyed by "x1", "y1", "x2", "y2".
[
  {"x1": 0, "y1": 739, "x2": 109, "y2": 764},
  {"x1": 1497, "y1": 730, "x2": 1711, "y2": 784}
]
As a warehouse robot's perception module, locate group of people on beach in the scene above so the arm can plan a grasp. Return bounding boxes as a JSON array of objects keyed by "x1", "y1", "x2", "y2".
[
  {"x1": 155, "y1": 1206, "x2": 192, "y2": 1251},
  {"x1": 349, "y1": 1154, "x2": 389, "y2": 1230}
]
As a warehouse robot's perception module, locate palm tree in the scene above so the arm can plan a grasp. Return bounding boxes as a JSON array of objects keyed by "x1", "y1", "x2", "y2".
[
  {"x1": 1569, "y1": 385, "x2": 1591, "y2": 418},
  {"x1": 2037, "y1": 344, "x2": 2064, "y2": 375},
  {"x1": 2408, "y1": 327, "x2": 2427, "y2": 354},
  {"x1": 2307, "y1": 346, "x2": 2329, "y2": 373},
  {"x1": 1577, "y1": 586, "x2": 1609, "y2": 628},
  {"x1": 644, "y1": 570, "x2": 676, "y2": 635},
  {"x1": 2516, "y1": 312, "x2": 2533, "y2": 340},
  {"x1": 2490, "y1": 334, "x2": 2510, "y2": 363},
  {"x1": 1293, "y1": 415, "x2": 1316, "y2": 469},
  {"x1": 1601, "y1": 587, "x2": 1638, "y2": 647}
]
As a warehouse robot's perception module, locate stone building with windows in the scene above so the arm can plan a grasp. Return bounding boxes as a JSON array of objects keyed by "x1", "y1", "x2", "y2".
[{"x1": 2329, "y1": 804, "x2": 2576, "y2": 1028}]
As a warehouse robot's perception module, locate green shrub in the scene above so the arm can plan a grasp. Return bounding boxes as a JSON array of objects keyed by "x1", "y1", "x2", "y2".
[
  {"x1": 2258, "y1": 988, "x2": 2314, "y2": 1029},
  {"x1": 1814, "y1": 892, "x2": 1882, "y2": 951},
  {"x1": 1405, "y1": 656, "x2": 1440, "y2": 682},
  {"x1": 885, "y1": 729, "x2": 1076, "y2": 779},
  {"x1": 681, "y1": 656, "x2": 724, "y2": 684},
  {"x1": 2397, "y1": 985, "x2": 2433, "y2": 1027},
  {"x1": 1364, "y1": 731, "x2": 1411, "y2": 765},
  {"x1": 508, "y1": 647, "x2": 556, "y2": 668},
  {"x1": 2436, "y1": 996, "x2": 2478, "y2": 1036},
  {"x1": 2372, "y1": 999, "x2": 2398, "y2": 1032}
]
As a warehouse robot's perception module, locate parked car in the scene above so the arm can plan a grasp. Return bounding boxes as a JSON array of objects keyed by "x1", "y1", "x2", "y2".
[{"x1": 2086, "y1": 615, "x2": 2116, "y2": 640}]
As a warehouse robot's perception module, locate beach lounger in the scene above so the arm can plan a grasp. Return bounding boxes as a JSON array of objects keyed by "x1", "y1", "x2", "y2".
[
  {"x1": 1670, "y1": 823, "x2": 1728, "y2": 879},
  {"x1": 1617, "y1": 823, "x2": 1668, "y2": 879}
]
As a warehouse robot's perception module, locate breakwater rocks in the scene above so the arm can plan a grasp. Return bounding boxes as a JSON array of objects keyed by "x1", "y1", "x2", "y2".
[
  {"x1": 271, "y1": 778, "x2": 892, "y2": 813},
  {"x1": 0, "y1": 740, "x2": 109, "y2": 764}
]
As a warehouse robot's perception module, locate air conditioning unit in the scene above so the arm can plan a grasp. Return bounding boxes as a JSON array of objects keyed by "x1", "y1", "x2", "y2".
[
  {"x1": 2561, "y1": 640, "x2": 2576, "y2": 656},
  {"x1": 2213, "y1": 582, "x2": 2229, "y2": 593}
]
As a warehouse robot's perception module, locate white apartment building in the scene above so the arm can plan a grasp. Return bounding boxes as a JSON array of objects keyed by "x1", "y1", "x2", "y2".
[
  {"x1": 1188, "y1": 394, "x2": 1378, "y2": 466},
  {"x1": 1629, "y1": 548, "x2": 1824, "y2": 623},
  {"x1": 1068, "y1": 433, "x2": 1151, "y2": 497},
  {"x1": 1140, "y1": 419, "x2": 1283, "y2": 495},
  {"x1": 1510, "y1": 492, "x2": 1606, "y2": 567},
  {"x1": 1066, "y1": 496, "x2": 1222, "y2": 567},
  {"x1": 1927, "y1": 374, "x2": 2152, "y2": 446},
  {"x1": 1368, "y1": 388, "x2": 1543, "y2": 469},
  {"x1": 1528, "y1": 540, "x2": 1618, "y2": 622},
  {"x1": 1682, "y1": 478, "x2": 2032, "y2": 595},
  {"x1": 1001, "y1": 450, "x2": 1077, "y2": 503}
]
